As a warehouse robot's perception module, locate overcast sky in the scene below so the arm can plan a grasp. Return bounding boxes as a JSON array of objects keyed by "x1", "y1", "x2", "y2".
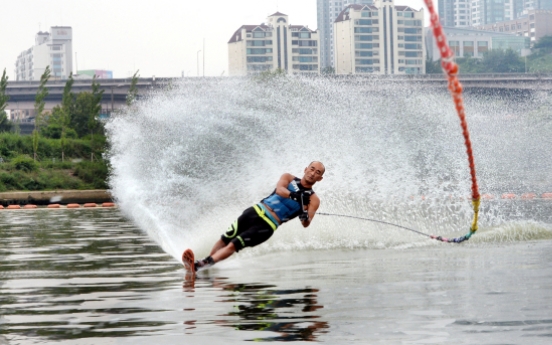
[{"x1": 1, "y1": 0, "x2": 428, "y2": 79}]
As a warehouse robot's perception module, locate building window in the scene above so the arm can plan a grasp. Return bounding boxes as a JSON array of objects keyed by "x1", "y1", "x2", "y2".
[
  {"x1": 247, "y1": 56, "x2": 273, "y2": 63},
  {"x1": 355, "y1": 51, "x2": 373, "y2": 57},
  {"x1": 356, "y1": 59, "x2": 373, "y2": 65},
  {"x1": 355, "y1": 35, "x2": 373, "y2": 41},
  {"x1": 477, "y1": 41, "x2": 488, "y2": 54},
  {"x1": 449, "y1": 40, "x2": 460, "y2": 56},
  {"x1": 355, "y1": 19, "x2": 373, "y2": 25},
  {"x1": 404, "y1": 35, "x2": 421, "y2": 42},
  {"x1": 246, "y1": 48, "x2": 272, "y2": 54},
  {"x1": 463, "y1": 41, "x2": 474, "y2": 57}
]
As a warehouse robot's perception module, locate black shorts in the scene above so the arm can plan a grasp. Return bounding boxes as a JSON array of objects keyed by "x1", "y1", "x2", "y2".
[{"x1": 221, "y1": 206, "x2": 276, "y2": 252}]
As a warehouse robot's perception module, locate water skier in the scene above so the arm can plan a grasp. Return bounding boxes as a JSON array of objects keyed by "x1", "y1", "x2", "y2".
[{"x1": 185, "y1": 161, "x2": 325, "y2": 272}]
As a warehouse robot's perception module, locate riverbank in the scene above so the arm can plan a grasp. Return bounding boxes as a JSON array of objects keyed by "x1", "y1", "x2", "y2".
[{"x1": 0, "y1": 189, "x2": 112, "y2": 206}]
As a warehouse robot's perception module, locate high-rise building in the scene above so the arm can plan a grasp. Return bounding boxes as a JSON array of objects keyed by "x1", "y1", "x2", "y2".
[
  {"x1": 438, "y1": 0, "x2": 472, "y2": 27},
  {"x1": 334, "y1": 1, "x2": 425, "y2": 75},
  {"x1": 317, "y1": 0, "x2": 374, "y2": 70},
  {"x1": 516, "y1": 0, "x2": 552, "y2": 16},
  {"x1": 471, "y1": 0, "x2": 519, "y2": 26},
  {"x1": 228, "y1": 12, "x2": 319, "y2": 75},
  {"x1": 15, "y1": 26, "x2": 73, "y2": 81}
]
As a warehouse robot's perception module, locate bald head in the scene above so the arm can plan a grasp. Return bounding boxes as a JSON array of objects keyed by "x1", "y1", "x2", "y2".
[{"x1": 309, "y1": 161, "x2": 326, "y2": 176}]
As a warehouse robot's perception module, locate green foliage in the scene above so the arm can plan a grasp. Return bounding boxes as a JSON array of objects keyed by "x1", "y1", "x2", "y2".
[
  {"x1": 34, "y1": 66, "x2": 51, "y2": 126},
  {"x1": 532, "y1": 35, "x2": 552, "y2": 54},
  {"x1": 254, "y1": 68, "x2": 287, "y2": 82},
  {"x1": 71, "y1": 92, "x2": 97, "y2": 137},
  {"x1": 73, "y1": 160, "x2": 109, "y2": 189},
  {"x1": 127, "y1": 70, "x2": 140, "y2": 105},
  {"x1": 321, "y1": 67, "x2": 335, "y2": 75},
  {"x1": 42, "y1": 123, "x2": 77, "y2": 139},
  {"x1": 11, "y1": 155, "x2": 39, "y2": 172},
  {"x1": 0, "y1": 112, "x2": 11, "y2": 133},
  {"x1": 0, "y1": 68, "x2": 10, "y2": 133},
  {"x1": 480, "y1": 49, "x2": 524, "y2": 73},
  {"x1": 425, "y1": 57, "x2": 442, "y2": 74},
  {"x1": 0, "y1": 132, "x2": 102, "y2": 160},
  {"x1": 527, "y1": 53, "x2": 552, "y2": 73},
  {"x1": 455, "y1": 49, "x2": 524, "y2": 73}
]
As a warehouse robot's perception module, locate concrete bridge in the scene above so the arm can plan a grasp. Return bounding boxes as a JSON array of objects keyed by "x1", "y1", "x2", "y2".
[
  {"x1": 5, "y1": 73, "x2": 552, "y2": 116},
  {"x1": 5, "y1": 77, "x2": 173, "y2": 115}
]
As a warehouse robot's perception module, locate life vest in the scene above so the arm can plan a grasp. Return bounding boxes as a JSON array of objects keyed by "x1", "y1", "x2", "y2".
[{"x1": 260, "y1": 177, "x2": 314, "y2": 223}]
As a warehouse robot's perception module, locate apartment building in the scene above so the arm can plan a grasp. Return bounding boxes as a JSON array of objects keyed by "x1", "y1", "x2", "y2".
[
  {"x1": 439, "y1": 0, "x2": 472, "y2": 27},
  {"x1": 228, "y1": 13, "x2": 319, "y2": 75},
  {"x1": 15, "y1": 26, "x2": 73, "y2": 81},
  {"x1": 334, "y1": 1, "x2": 425, "y2": 75},
  {"x1": 317, "y1": 0, "x2": 374, "y2": 69}
]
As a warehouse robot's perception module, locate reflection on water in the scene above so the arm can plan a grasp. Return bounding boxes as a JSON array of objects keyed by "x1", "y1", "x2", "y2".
[
  {"x1": 0, "y1": 209, "x2": 326, "y2": 343},
  {"x1": 184, "y1": 278, "x2": 328, "y2": 342}
]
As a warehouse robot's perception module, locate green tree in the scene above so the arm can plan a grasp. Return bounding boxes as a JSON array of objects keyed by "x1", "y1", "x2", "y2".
[
  {"x1": 456, "y1": 55, "x2": 482, "y2": 73},
  {"x1": 126, "y1": 69, "x2": 140, "y2": 105},
  {"x1": 480, "y1": 49, "x2": 524, "y2": 73},
  {"x1": 425, "y1": 57, "x2": 442, "y2": 74},
  {"x1": 532, "y1": 35, "x2": 552, "y2": 54},
  {"x1": 89, "y1": 76, "x2": 104, "y2": 161},
  {"x1": 33, "y1": 66, "x2": 51, "y2": 160},
  {"x1": 0, "y1": 68, "x2": 11, "y2": 133},
  {"x1": 321, "y1": 67, "x2": 335, "y2": 75},
  {"x1": 59, "y1": 72, "x2": 75, "y2": 161}
]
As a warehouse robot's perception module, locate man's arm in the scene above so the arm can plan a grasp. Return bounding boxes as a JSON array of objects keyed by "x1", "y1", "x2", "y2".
[
  {"x1": 274, "y1": 173, "x2": 296, "y2": 198},
  {"x1": 301, "y1": 194, "x2": 320, "y2": 228}
]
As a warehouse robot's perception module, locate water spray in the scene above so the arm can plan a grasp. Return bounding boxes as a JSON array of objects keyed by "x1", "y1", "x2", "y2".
[{"x1": 317, "y1": 0, "x2": 482, "y2": 244}]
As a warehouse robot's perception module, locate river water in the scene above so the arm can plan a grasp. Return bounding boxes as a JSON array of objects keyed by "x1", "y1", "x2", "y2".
[{"x1": 1, "y1": 207, "x2": 551, "y2": 344}]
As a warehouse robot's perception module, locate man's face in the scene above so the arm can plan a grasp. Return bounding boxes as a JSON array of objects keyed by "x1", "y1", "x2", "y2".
[{"x1": 303, "y1": 162, "x2": 324, "y2": 184}]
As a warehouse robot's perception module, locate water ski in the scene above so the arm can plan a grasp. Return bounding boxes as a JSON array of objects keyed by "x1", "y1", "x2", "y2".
[{"x1": 182, "y1": 249, "x2": 195, "y2": 273}]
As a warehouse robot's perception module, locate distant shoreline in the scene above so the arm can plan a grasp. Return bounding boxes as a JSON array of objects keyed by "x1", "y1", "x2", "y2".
[{"x1": 0, "y1": 190, "x2": 112, "y2": 206}]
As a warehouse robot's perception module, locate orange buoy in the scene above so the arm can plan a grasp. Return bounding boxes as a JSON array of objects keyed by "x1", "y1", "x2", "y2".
[
  {"x1": 501, "y1": 193, "x2": 517, "y2": 199},
  {"x1": 7, "y1": 205, "x2": 21, "y2": 209},
  {"x1": 83, "y1": 203, "x2": 97, "y2": 208},
  {"x1": 23, "y1": 204, "x2": 37, "y2": 209},
  {"x1": 102, "y1": 202, "x2": 115, "y2": 207},
  {"x1": 67, "y1": 204, "x2": 80, "y2": 208},
  {"x1": 47, "y1": 204, "x2": 61, "y2": 208},
  {"x1": 0, "y1": 205, "x2": 4, "y2": 209},
  {"x1": 480, "y1": 194, "x2": 494, "y2": 200},
  {"x1": 542, "y1": 193, "x2": 552, "y2": 199},
  {"x1": 521, "y1": 193, "x2": 536, "y2": 200}
]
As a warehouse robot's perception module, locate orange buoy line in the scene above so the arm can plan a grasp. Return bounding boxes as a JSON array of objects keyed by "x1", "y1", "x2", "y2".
[
  {"x1": 424, "y1": 0, "x2": 480, "y2": 243},
  {"x1": 0, "y1": 202, "x2": 116, "y2": 210}
]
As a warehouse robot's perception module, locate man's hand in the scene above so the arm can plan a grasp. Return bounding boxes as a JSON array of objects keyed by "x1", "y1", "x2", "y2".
[
  {"x1": 289, "y1": 191, "x2": 302, "y2": 203},
  {"x1": 299, "y1": 211, "x2": 309, "y2": 222},
  {"x1": 301, "y1": 191, "x2": 312, "y2": 206}
]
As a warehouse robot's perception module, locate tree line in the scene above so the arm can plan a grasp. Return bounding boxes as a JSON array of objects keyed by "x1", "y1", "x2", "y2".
[{"x1": 0, "y1": 67, "x2": 140, "y2": 162}]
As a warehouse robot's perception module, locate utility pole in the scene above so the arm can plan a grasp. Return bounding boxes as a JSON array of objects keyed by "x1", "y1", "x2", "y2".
[{"x1": 197, "y1": 50, "x2": 202, "y2": 77}]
